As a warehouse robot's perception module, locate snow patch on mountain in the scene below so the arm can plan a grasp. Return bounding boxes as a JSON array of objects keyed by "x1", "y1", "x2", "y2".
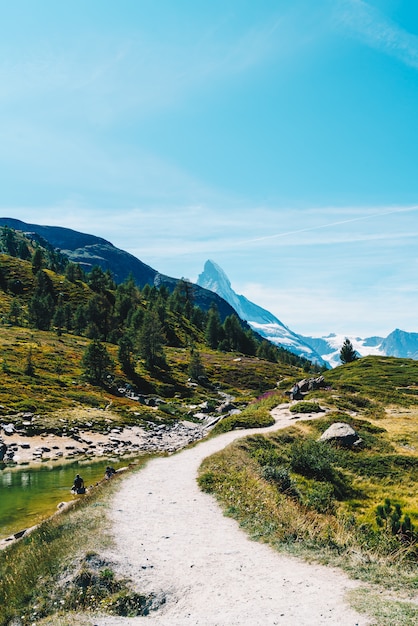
[
  {"x1": 301, "y1": 328, "x2": 418, "y2": 367},
  {"x1": 301, "y1": 333, "x2": 386, "y2": 368}
]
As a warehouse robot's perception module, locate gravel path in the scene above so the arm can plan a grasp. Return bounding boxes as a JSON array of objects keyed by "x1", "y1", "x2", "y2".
[{"x1": 95, "y1": 406, "x2": 369, "y2": 626}]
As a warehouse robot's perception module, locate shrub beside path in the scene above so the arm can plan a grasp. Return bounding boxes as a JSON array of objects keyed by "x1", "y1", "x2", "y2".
[{"x1": 96, "y1": 406, "x2": 369, "y2": 625}]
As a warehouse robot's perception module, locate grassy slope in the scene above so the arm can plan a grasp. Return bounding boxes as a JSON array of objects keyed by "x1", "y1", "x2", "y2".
[
  {"x1": 0, "y1": 249, "x2": 308, "y2": 430},
  {"x1": 323, "y1": 355, "x2": 418, "y2": 407},
  {"x1": 0, "y1": 357, "x2": 417, "y2": 623},
  {"x1": 198, "y1": 356, "x2": 418, "y2": 614},
  {"x1": 0, "y1": 253, "x2": 92, "y2": 304},
  {"x1": 0, "y1": 324, "x2": 305, "y2": 434}
]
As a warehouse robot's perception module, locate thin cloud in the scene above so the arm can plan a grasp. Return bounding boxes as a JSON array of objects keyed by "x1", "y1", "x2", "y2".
[
  {"x1": 336, "y1": 0, "x2": 418, "y2": 69},
  {"x1": 10, "y1": 202, "x2": 418, "y2": 263},
  {"x1": 234, "y1": 205, "x2": 418, "y2": 247}
]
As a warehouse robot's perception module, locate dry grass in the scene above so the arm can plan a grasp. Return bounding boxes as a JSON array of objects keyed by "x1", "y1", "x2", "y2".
[
  {"x1": 363, "y1": 407, "x2": 418, "y2": 517},
  {"x1": 36, "y1": 616, "x2": 95, "y2": 626},
  {"x1": 348, "y1": 587, "x2": 418, "y2": 626},
  {"x1": 198, "y1": 417, "x2": 418, "y2": 594}
]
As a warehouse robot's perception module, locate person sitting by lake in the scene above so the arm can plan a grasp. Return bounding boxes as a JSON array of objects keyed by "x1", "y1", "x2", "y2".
[
  {"x1": 105, "y1": 466, "x2": 116, "y2": 479},
  {"x1": 72, "y1": 474, "x2": 85, "y2": 494}
]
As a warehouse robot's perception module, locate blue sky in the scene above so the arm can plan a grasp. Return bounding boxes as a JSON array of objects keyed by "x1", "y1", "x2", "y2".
[{"x1": 1, "y1": 0, "x2": 418, "y2": 336}]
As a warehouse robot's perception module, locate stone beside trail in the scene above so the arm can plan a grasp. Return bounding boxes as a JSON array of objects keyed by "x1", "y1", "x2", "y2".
[{"x1": 94, "y1": 405, "x2": 368, "y2": 626}]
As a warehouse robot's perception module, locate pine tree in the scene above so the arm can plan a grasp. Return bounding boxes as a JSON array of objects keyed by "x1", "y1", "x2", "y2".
[
  {"x1": 18, "y1": 240, "x2": 31, "y2": 260},
  {"x1": 339, "y1": 338, "x2": 358, "y2": 364},
  {"x1": 138, "y1": 309, "x2": 166, "y2": 370},
  {"x1": 8, "y1": 299, "x2": 23, "y2": 326},
  {"x1": 205, "y1": 307, "x2": 222, "y2": 349},
  {"x1": 28, "y1": 270, "x2": 56, "y2": 330},
  {"x1": 86, "y1": 293, "x2": 112, "y2": 340},
  {"x1": 1, "y1": 226, "x2": 18, "y2": 256},
  {"x1": 257, "y1": 340, "x2": 278, "y2": 363},
  {"x1": 118, "y1": 334, "x2": 135, "y2": 374},
  {"x1": 28, "y1": 293, "x2": 54, "y2": 330},
  {"x1": 65, "y1": 262, "x2": 84, "y2": 283},
  {"x1": 52, "y1": 303, "x2": 66, "y2": 335},
  {"x1": 82, "y1": 340, "x2": 115, "y2": 385},
  {"x1": 188, "y1": 347, "x2": 206, "y2": 382},
  {"x1": 31, "y1": 248, "x2": 44, "y2": 274},
  {"x1": 73, "y1": 304, "x2": 87, "y2": 335},
  {"x1": 23, "y1": 349, "x2": 35, "y2": 377},
  {"x1": 88, "y1": 266, "x2": 114, "y2": 292}
]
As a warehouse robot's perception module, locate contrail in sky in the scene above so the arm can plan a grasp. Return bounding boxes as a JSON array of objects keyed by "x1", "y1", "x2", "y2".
[{"x1": 239, "y1": 205, "x2": 418, "y2": 246}]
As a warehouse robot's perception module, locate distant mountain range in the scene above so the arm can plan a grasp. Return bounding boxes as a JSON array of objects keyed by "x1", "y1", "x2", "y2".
[
  {"x1": 3, "y1": 218, "x2": 418, "y2": 369},
  {"x1": 300, "y1": 329, "x2": 418, "y2": 368},
  {"x1": 197, "y1": 259, "x2": 418, "y2": 368}
]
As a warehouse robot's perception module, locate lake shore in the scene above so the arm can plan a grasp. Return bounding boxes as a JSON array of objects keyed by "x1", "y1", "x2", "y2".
[{"x1": 1, "y1": 419, "x2": 206, "y2": 468}]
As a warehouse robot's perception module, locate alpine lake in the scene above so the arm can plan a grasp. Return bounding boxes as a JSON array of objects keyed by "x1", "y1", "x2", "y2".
[{"x1": 0, "y1": 456, "x2": 134, "y2": 541}]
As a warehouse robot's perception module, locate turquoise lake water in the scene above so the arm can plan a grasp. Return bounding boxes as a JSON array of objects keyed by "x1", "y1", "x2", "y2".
[{"x1": 0, "y1": 458, "x2": 130, "y2": 540}]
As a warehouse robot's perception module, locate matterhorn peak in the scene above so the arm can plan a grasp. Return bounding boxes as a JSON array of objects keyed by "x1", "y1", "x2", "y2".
[
  {"x1": 198, "y1": 260, "x2": 232, "y2": 293},
  {"x1": 197, "y1": 259, "x2": 325, "y2": 365}
]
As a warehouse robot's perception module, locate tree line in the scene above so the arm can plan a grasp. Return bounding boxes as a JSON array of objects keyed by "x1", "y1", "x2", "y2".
[{"x1": 0, "y1": 226, "x2": 320, "y2": 380}]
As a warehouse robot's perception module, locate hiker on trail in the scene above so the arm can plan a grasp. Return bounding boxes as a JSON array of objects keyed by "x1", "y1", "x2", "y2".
[{"x1": 72, "y1": 474, "x2": 85, "y2": 492}]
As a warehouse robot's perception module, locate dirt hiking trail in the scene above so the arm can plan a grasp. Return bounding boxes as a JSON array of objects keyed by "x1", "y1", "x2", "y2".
[{"x1": 96, "y1": 406, "x2": 369, "y2": 625}]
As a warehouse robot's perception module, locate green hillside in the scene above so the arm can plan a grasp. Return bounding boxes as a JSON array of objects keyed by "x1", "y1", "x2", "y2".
[
  {"x1": 323, "y1": 355, "x2": 418, "y2": 408},
  {"x1": 2, "y1": 355, "x2": 418, "y2": 626},
  {"x1": 199, "y1": 355, "x2": 418, "y2": 606},
  {"x1": 0, "y1": 229, "x2": 315, "y2": 432}
]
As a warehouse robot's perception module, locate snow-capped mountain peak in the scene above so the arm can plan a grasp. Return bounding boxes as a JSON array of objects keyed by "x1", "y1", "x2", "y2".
[
  {"x1": 197, "y1": 260, "x2": 325, "y2": 364},
  {"x1": 198, "y1": 260, "x2": 231, "y2": 293}
]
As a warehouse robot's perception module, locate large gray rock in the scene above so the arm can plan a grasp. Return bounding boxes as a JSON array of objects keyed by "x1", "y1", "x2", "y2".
[
  {"x1": 217, "y1": 401, "x2": 238, "y2": 414},
  {"x1": 297, "y1": 376, "x2": 326, "y2": 392},
  {"x1": 319, "y1": 422, "x2": 362, "y2": 448},
  {"x1": 289, "y1": 376, "x2": 327, "y2": 400}
]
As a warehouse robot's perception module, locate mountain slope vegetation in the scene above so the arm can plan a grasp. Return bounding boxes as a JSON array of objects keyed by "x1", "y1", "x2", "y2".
[
  {"x1": 1, "y1": 356, "x2": 418, "y2": 626},
  {"x1": 0, "y1": 225, "x2": 318, "y2": 433},
  {"x1": 199, "y1": 356, "x2": 418, "y2": 599},
  {"x1": 0, "y1": 217, "x2": 244, "y2": 321}
]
